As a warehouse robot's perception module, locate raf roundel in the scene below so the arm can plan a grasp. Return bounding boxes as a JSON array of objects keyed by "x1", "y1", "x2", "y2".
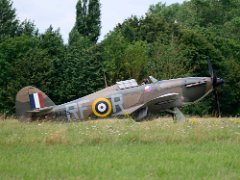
[
  {"x1": 145, "y1": 85, "x2": 152, "y2": 93},
  {"x1": 92, "y1": 98, "x2": 112, "y2": 118}
]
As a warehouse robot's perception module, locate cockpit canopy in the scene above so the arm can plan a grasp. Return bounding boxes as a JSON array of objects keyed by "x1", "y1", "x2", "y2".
[
  {"x1": 116, "y1": 79, "x2": 138, "y2": 90},
  {"x1": 116, "y1": 76, "x2": 159, "y2": 90}
]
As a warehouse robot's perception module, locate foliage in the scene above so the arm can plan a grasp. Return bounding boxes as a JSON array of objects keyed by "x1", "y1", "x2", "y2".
[
  {"x1": 63, "y1": 0, "x2": 104, "y2": 102},
  {"x1": 101, "y1": 30, "x2": 129, "y2": 84},
  {"x1": 0, "y1": 0, "x2": 18, "y2": 42},
  {"x1": 59, "y1": 38, "x2": 104, "y2": 102},
  {"x1": 123, "y1": 41, "x2": 148, "y2": 81},
  {"x1": 69, "y1": 0, "x2": 101, "y2": 44},
  {"x1": 0, "y1": 0, "x2": 240, "y2": 116},
  {"x1": 0, "y1": 27, "x2": 65, "y2": 113},
  {"x1": 102, "y1": 0, "x2": 240, "y2": 116}
]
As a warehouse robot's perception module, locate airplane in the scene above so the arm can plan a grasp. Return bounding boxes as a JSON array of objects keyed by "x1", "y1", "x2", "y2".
[{"x1": 15, "y1": 60, "x2": 224, "y2": 122}]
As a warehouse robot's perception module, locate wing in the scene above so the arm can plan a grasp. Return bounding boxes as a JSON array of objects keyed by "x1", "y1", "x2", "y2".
[
  {"x1": 147, "y1": 93, "x2": 180, "y2": 107},
  {"x1": 116, "y1": 93, "x2": 180, "y2": 116},
  {"x1": 114, "y1": 104, "x2": 145, "y2": 116}
]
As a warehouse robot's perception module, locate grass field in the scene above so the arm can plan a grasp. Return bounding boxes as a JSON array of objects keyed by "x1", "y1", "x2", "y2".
[{"x1": 0, "y1": 117, "x2": 240, "y2": 179}]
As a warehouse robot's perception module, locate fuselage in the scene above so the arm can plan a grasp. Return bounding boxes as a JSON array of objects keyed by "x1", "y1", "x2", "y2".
[{"x1": 48, "y1": 77, "x2": 214, "y2": 121}]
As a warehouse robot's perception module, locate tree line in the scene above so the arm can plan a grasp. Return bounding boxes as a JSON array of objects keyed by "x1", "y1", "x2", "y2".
[{"x1": 0, "y1": 0, "x2": 239, "y2": 116}]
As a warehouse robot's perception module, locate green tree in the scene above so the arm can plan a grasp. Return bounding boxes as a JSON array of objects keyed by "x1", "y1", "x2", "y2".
[
  {"x1": 63, "y1": 0, "x2": 103, "y2": 102},
  {"x1": 59, "y1": 37, "x2": 104, "y2": 102},
  {"x1": 220, "y1": 59, "x2": 240, "y2": 115},
  {"x1": 147, "y1": 42, "x2": 189, "y2": 80},
  {"x1": 101, "y1": 31, "x2": 129, "y2": 84},
  {"x1": 0, "y1": 36, "x2": 38, "y2": 114},
  {"x1": 0, "y1": 0, "x2": 18, "y2": 41},
  {"x1": 123, "y1": 41, "x2": 148, "y2": 81},
  {"x1": 0, "y1": 25, "x2": 65, "y2": 113},
  {"x1": 38, "y1": 26, "x2": 65, "y2": 104},
  {"x1": 17, "y1": 20, "x2": 38, "y2": 37},
  {"x1": 69, "y1": 0, "x2": 101, "y2": 44},
  {"x1": 101, "y1": 0, "x2": 240, "y2": 116}
]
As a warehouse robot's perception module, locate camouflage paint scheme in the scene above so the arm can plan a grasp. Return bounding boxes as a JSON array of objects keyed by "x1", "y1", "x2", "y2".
[{"x1": 15, "y1": 76, "x2": 224, "y2": 122}]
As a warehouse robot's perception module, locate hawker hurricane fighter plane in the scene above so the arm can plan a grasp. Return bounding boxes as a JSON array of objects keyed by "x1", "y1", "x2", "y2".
[{"x1": 16, "y1": 60, "x2": 223, "y2": 122}]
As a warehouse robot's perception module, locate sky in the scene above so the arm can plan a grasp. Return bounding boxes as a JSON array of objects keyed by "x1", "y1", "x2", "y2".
[{"x1": 12, "y1": 0, "x2": 185, "y2": 43}]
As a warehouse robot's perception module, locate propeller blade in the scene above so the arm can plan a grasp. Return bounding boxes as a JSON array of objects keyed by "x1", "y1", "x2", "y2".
[
  {"x1": 208, "y1": 58, "x2": 217, "y2": 87},
  {"x1": 208, "y1": 58, "x2": 222, "y2": 117},
  {"x1": 208, "y1": 58, "x2": 214, "y2": 79},
  {"x1": 214, "y1": 89, "x2": 221, "y2": 118}
]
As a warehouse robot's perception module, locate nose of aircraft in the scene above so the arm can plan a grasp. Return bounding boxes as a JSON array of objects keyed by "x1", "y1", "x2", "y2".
[
  {"x1": 205, "y1": 77, "x2": 224, "y2": 91},
  {"x1": 216, "y1": 78, "x2": 224, "y2": 87}
]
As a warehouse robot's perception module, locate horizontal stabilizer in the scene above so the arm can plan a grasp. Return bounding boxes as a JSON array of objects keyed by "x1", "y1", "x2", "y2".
[{"x1": 27, "y1": 106, "x2": 53, "y2": 114}]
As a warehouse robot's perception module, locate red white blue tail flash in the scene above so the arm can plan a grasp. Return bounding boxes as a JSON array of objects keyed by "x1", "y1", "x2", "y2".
[{"x1": 29, "y1": 93, "x2": 44, "y2": 109}]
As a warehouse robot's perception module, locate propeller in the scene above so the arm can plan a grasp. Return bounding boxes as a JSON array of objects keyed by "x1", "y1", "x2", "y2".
[{"x1": 208, "y1": 58, "x2": 224, "y2": 117}]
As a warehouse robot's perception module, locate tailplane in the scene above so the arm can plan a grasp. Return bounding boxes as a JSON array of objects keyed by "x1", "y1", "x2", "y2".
[{"x1": 15, "y1": 86, "x2": 55, "y2": 120}]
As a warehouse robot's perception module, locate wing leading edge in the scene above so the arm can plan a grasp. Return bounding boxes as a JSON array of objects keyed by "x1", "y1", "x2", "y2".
[{"x1": 147, "y1": 93, "x2": 179, "y2": 106}]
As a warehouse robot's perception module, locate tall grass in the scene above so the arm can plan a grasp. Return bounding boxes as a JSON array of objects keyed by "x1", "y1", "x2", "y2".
[{"x1": 0, "y1": 117, "x2": 239, "y2": 179}]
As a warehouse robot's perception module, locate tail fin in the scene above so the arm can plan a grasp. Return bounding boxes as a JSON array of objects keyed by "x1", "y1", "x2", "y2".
[{"x1": 15, "y1": 86, "x2": 55, "y2": 120}]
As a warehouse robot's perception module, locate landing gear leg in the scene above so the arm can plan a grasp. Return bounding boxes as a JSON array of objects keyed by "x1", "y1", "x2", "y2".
[
  {"x1": 166, "y1": 107, "x2": 185, "y2": 123},
  {"x1": 135, "y1": 106, "x2": 148, "y2": 122}
]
